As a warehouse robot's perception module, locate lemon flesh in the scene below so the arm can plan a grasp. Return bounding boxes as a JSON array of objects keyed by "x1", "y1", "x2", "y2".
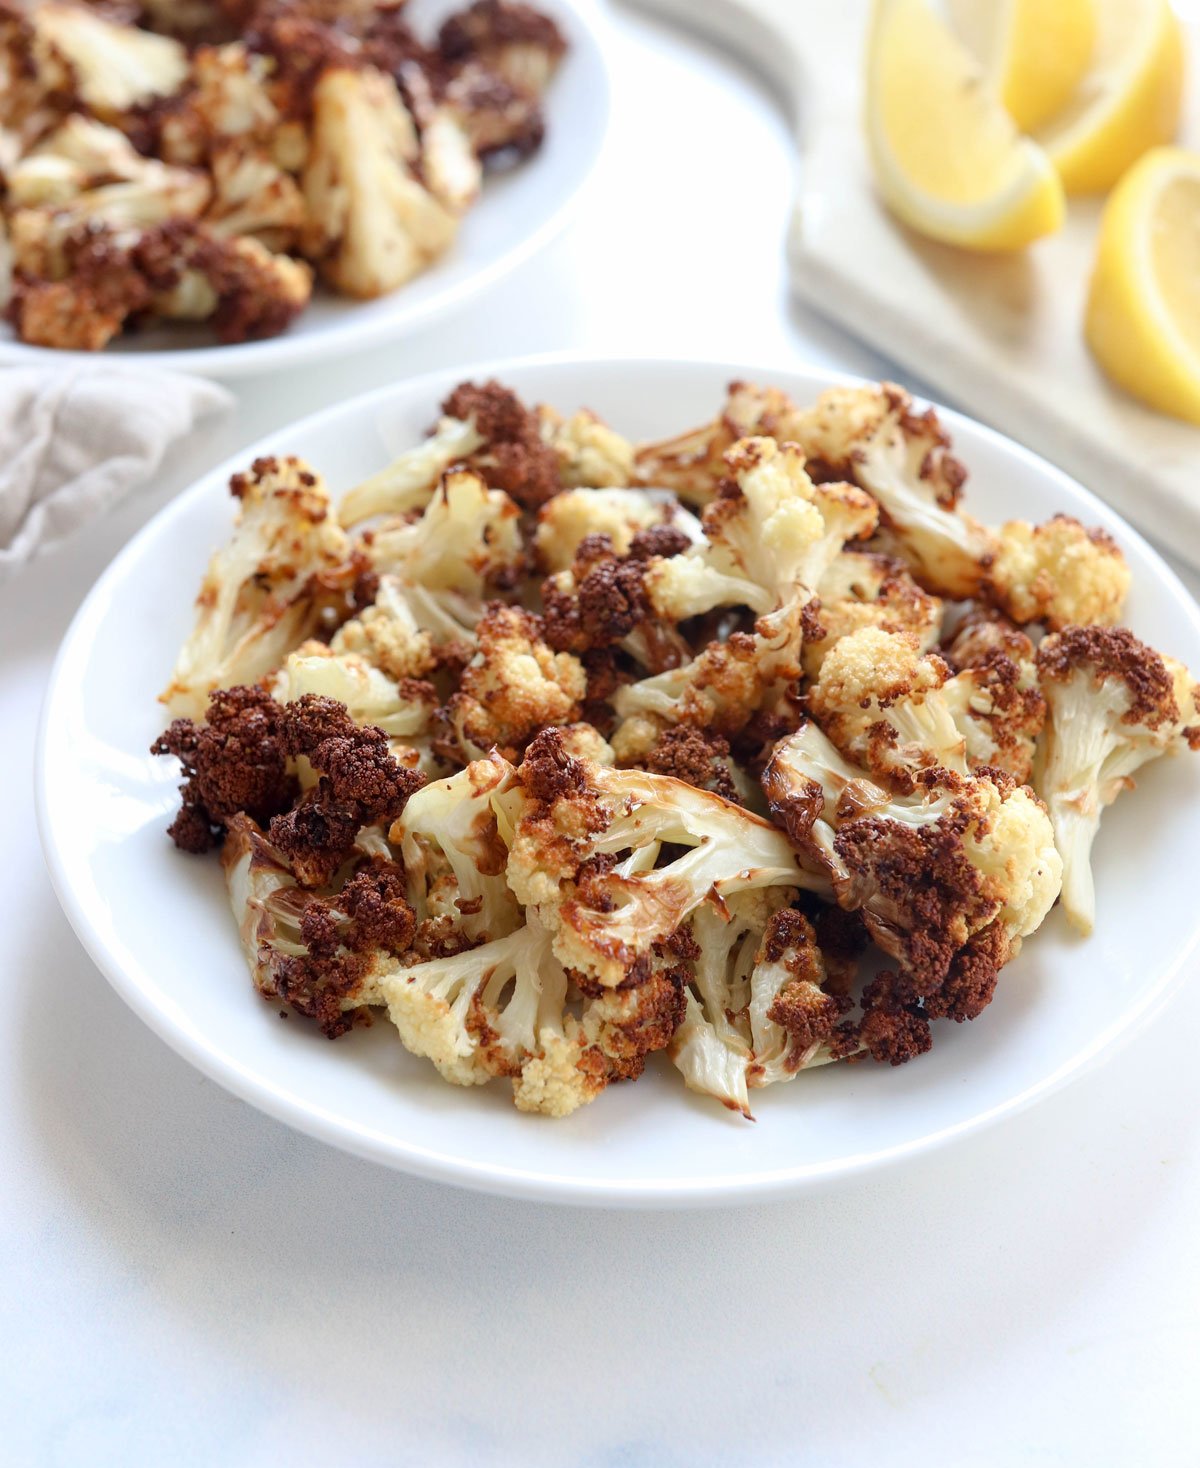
[
  {"x1": 1085, "y1": 148, "x2": 1200, "y2": 424},
  {"x1": 1034, "y1": 0, "x2": 1184, "y2": 195},
  {"x1": 866, "y1": 0, "x2": 1065, "y2": 250},
  {"x1": 950, "y1": 0, "x2": 1096, "y2": 133}
]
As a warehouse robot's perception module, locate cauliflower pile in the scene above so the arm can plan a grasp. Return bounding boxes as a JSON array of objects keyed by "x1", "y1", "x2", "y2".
[
  {"x1": 152, "y1": 377, "x2": 1200, "y2": 1119},
  {"x1": 0, "y1": 0, "x2": 566, "y2": 350}
]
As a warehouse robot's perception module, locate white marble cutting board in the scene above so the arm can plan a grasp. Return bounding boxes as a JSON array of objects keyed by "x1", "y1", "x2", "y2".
[{"x1": 634, "y1": 0, "x2": 1200, "y2": 565}]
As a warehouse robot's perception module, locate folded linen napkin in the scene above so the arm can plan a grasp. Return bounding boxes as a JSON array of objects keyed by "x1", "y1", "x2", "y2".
[{"x1": 0, "y1": 366, "x2": 232, "y2": 575}]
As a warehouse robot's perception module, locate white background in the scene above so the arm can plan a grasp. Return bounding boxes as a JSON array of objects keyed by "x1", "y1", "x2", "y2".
[{"x1": 6, "y1": 5, "x2": 1200, "y2": 1464}]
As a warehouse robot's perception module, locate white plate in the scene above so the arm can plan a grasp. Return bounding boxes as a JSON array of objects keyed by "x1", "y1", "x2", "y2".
[
  {"x1": 36, "y1": 355, "x2": 1200, "y2": 1207},
  {"x1": 0, "y1": 0, "x2": 610, "y2": 379}
]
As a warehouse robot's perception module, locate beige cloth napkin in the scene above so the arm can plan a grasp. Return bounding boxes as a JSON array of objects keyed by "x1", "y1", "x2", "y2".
[
  {"x1": 0, "y1": 366, "x2": 232, "y2": 574},
  {"x1": 637, "y1": 0, "x2": 1200, "y2": 567}
]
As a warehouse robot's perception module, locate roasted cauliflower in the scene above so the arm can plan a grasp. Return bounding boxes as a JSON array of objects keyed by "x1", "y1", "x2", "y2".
[
  {"x1": 151, "y1": 376, "x2": 1198, "y2": 1121},
  {"x1": 1034, "y1": 626, "x2": 1200, "y2": 934}
]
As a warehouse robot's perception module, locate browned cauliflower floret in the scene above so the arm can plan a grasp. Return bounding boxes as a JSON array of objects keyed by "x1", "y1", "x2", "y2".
[
  {"x1": 537, "y1": 406, "x2": 636, "y2": 489},
  {"x1": 535, "y1": 487, "x2": 697, "y2": 572},
  {"x1": 808, "y1": 626, "x2": 1046, "y2": 786},
  {"x1": 984, "y1": 515, "x2": 1131, "y2": 631},
  {"x1": 139, "y1": 223, "x2": 312, "y2": 340},
  {"x1": 222, "y1": 812, "x2": 416, "y2": 1037},
  {"x1": 151, "y1": 683, "x2": 297, "y2": 853},
  {"x1": 438, "y1": 0, "x2": 566, "y2": 96},
  {"x1": 154, "y1": 41, "x2": 294, "y2": 167},
  {"x1": 944, "y1": 606, "x2": 1036, "y2": 669},
  {"x1": 669, "y1": 896, "x2": 848, "y2": 1117},
  {"x1": 6, "y1": 229, "x2": 151, "y2": 350},
  {"x1": 633, "y1": 381, "x2": 806, "y2": 504},
  {"x1": 1035, "y1": 626, "x2": 1200, "y2": 934},
  {"x1": 499, "y1": 729, "x2": 826, "y2": 988},
  {"x1": 339, "y1": 380, "x2": 560, "y2": 527},
  {"x1": 441, "y1": 605, "x2": 586, "y2": 762},
  {"x1": 161, "y1": 454, "x2": 362, "y2": 719},
  {"x1": 764, "y1": 721, "x2": 1062, "y2": 1060},
  {"x1": 391, "y1": 755, "x2": 522, "y2": 956},
  {"x1": 441, "y1": 59, "x2": 546, "y2": 163},
  {"x1": 279, "y1": 641, "x2": 437, "y2": 753},
  {"x1": 378, "y1": 909, "x2": 687, "y2": 1115},
  {"x1": 789, "y1": 383, "x2": 998, "y2": 599},
  {"x1": 301, "y1": 65, "x2": 457, "y2": 299},
  {"x1": 803, "y1": 549, "x2": 942, "y2": 678},
  {"x1": 540, "y1": 532, "x2": 691, "y2": 676}
]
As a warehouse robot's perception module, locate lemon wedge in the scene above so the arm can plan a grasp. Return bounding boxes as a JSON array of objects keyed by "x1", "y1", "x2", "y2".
[
  {"x1": 949, "y1": 0, "x2": 1096, "y2": 133},
  {"x1": 1085, "y1": 147, "x2": 1200, "y2": 424},
  {"x1": 866, "y1": 0, "x2": 1066, "y2": 251},
  {"x1": 1034, "y1": 0, "x2": 1184, "y2": 195}
]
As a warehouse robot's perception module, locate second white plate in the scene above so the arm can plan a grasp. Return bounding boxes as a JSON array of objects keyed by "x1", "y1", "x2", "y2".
[
  {"x1": 36, "y1": 355, "x2": 1200, "y2": 1206},
  {"x1": 0, "y1": 0, "x2": 610, "y2": 378}
]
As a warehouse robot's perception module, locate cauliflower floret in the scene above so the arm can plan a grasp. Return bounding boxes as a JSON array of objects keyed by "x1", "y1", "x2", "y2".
[
  {"x1": 420, "y1": 107, "x2": 483, "y2": 213},
  {"x1": 31, "y1": 4, "x2": 189, "y2": 118},
  {"x1": 300, "y1": 66, "x2": 457, "y2": 298},
  {"x1": 556, "y1": 722, "x2": 616, "y2": 764},
  {"x1": 5, "y1": 226, "x2": 152, "y2": 350},
  {"x1": 808, "y1": 628, "x2": 962, "y2": 785},
  {"x1": 633, "y1": 381, "x2": 806, "y2": 504},
  {"x1": 644, "y1": 438, "x2": 876, "y2": 621},
  {"x1": 809, "y1": 626, "x2": 1047, "y2": 787},
  {"x1": 380, "y1": 907, "x2": 686, "y2": 1115},
  {"x1": 280, "y1": 643, "x2": 436, "y2": 747},
  {"x1": 500, "y1": 730, "x2": 827, "y2": 988},
  {"x1": 535, "y1": 487, "x2": 698, "y2": 572},
  {"x1": 379, "y1": 915, "x2": 565, "y2": 1090},
  {"x1": 940, "y1": 646, "x2": 1046, "y2": 784},
  {"x1": 803, "y1": 549, "x2": 942, "y2": 677},
  {"x1": 330, "y1": 575, "x2": 437, "y2": 681},
  {"x1": 442, "y1": 58, "x2": 546, "y2": 163},
  {"x1": 442, "y1": 605, "x2": 586, "y2": 761},
  {"x1": 612, "y1": 621, "x2": 796, "y2": 752},
  {"x1": 161, "y1": 455, "x2": 360, "y2": 720},
  {"x1": 204, "y1": 142, "x2": 308, "y2": 250},
  {"x1": 7, "y1": 115, "x2": 208, "y2": 212},
  {"x1": 6, "y1": 117, "x2": 211, "y2": 268},
  {"x1": 144, "y1": 225, "x2": 313, "y2": 341},
  {"x1": 156, "y1": 41, "x2": 287, "y2": 167},
  {"x1": 339, "y1": 380, "x2": 561, "y2": 527},
  {"x1": 0, "y1": 8, "x2": 65, "y2": 172},
  {"x1": 669, "y1": 899, "x2": 847, "y2": 1117},
  {"x1": 985, "y1": 516, "x2": 1131, "y2": 631},
  {"x1": 221, "y1": 812, "x2": 415, "y2": 1037},
  {"x1": 364, "y1": 468, "x2": 523, "y2": 595},
  {"x1": 1034, "y1": 626, "x2": 1200, "y2": 934},
  {"x1": 789, "y1": 383, "x2": 997, "y2": 599},
  {"x1": 438, "y1": 0, "x2": 567, "y2": 96},
  {"x1": 764, "y1": 722, "x2": 1062, "y2": 1058},
  {"x1": 338, "y1": 416, "x2": 487, "y2": 529},
  {"x1": 391, "y1": 753, "x2": 522, "y2": 962},
  {"x1": 944, "y1": 606, "x2": 1035, "y2": 669},
  {"x1": 538, "y1": 406, "x2": 636, "y2": 489}
]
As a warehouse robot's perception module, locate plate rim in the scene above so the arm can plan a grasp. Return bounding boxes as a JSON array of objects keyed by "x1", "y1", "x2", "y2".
[
  {"x1": 0, "y1": 0, "x2": 612, "y2": 380},
  {"x1": 35, "y1": 350, "x2": 1200, "y2": 1207}
]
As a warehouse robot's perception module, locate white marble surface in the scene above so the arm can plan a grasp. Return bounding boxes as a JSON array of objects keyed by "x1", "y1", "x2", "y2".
[{"x1": 7, "y1": 5, "x2": 1200, "y2": 1464}]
